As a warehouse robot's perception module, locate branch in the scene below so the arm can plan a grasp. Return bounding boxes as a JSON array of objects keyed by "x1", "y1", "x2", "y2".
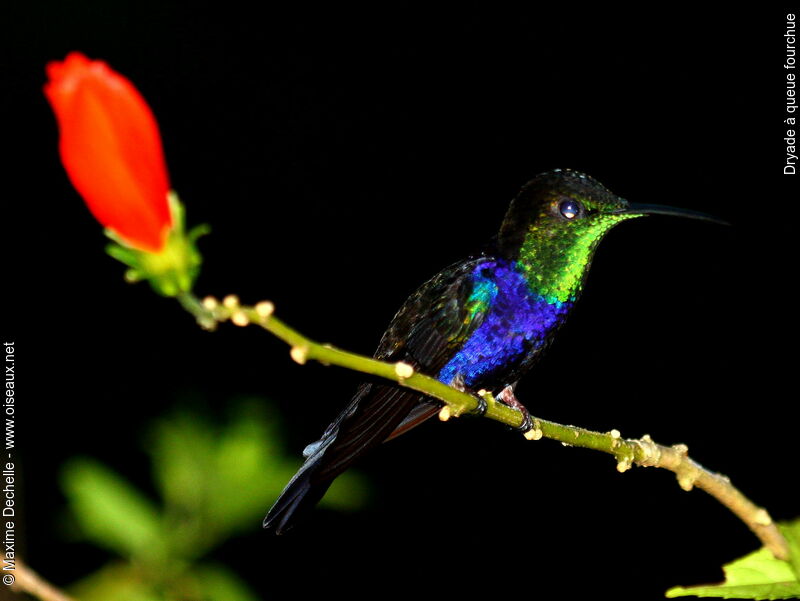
[
  {"x1": 9, "y1": 559, "x2": 76, "y2": 601},
  {"x1": 179, "y1": 292, "x2": 790, "y2": 561}
]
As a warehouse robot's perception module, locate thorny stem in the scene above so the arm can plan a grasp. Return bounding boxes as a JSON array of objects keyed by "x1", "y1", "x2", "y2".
[{"x1": 178, "y1": 292, "x2": 790, "y2": 561}]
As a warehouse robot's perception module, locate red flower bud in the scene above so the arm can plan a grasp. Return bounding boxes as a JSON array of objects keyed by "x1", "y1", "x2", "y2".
[{"x1": 44, "y1": 52, "x2": 172, "y2": 252}]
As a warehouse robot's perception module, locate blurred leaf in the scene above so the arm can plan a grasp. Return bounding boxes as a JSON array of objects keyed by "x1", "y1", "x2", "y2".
[
  {"x1": 207, "y1": 407, "x2": 297, "y2": 535},
  {"x1": 666, "y1": 542, "x2": 800, "y2": 599},
  {"x1": 149, "y1": 412, "x2": 215, "y2": 515},
  {"x1": 207, "y1": 401, "x2": 369, "y2": 533},
  {"x1": 61, "y1": 458, "x2": 166, "y2": 561},
  {"x1": 323, "y1": 470, "x2": 370, "y2": 511},
  {"x1": 63, "y1": 399, "x2": 370, "y2": 599},
  {"x1": 68, "y1": 562, "x2": 159, "y2": 601},
  {"x1": 195, "y1": 562, "x2": 263, "y2": 601},
  {"x1": 148, "y1": 400, "x2": 368, "y2": 546}
]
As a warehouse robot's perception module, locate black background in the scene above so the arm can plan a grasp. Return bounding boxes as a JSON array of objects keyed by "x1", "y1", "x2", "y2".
[{"x1": 3, "y1": 4, "x2": 798, "y2": 600}]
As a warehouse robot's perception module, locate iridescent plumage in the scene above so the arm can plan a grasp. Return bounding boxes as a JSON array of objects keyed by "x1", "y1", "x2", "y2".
[
  {"x1": 437, "y1": 259, "x2": 572, "y2": 388},
  {"x1": 263, "y1": 169, "x2": 723, "y2": 533}
]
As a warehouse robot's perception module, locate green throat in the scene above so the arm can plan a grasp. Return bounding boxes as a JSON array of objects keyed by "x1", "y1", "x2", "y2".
[{"x1": 516, "y1": 213, "x2": 640, "y2": 304}]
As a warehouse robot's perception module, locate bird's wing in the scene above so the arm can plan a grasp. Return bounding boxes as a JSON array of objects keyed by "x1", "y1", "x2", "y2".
[
  {"x1": 376, "y1": 256, "x2": 496, "y2": 372},
  {"x1": 374, "y1": 257, "x2": 498, "y2": 438},
  {"x1": 314, "y1": 256, "x2": 498, "y2": 471},
  {"x1": 264, "y1": 257, "x2": 496, "y2": 533}
]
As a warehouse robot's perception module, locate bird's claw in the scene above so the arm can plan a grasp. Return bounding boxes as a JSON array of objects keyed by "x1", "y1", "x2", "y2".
[
  {"x1": 450, "y1": 373, "x2": 488, "y2": 417},
  {"x1": 496, "y1": 385, "x2": 533, "y2": 434},
  {"x1": 470, "y1": 395, "x2": 488, "y2": 417},
  {"x1": 514, "y1": 409, "x2": 533, "y2": 433}
]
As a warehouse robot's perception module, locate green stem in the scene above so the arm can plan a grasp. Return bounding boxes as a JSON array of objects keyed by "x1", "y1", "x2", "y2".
[
  {"x1": 177, "y1": 292, "x2": 790, "y2": 561},
  {"x1": 176, "y1": 292, "x2": 216, "y2": 329}
]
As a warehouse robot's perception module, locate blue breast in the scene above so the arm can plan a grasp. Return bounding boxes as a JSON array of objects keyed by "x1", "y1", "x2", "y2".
[{"x1": 437, "y1": 260, "x2": 572, "y2": 388}]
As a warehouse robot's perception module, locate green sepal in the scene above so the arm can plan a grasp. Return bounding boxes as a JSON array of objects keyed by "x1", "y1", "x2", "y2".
[{"x1": 104, "y1": 191, "x2": 208, "y2": 297}]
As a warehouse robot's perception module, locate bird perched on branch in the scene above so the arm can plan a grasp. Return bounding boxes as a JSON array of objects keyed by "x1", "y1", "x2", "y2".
[{"x1": 263, "y1": 169, "x2": 725, "y2": 534}]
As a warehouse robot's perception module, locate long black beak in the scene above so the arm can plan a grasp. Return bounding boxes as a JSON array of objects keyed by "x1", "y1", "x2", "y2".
[{"x1": 617, "y1": 203, "x2": 730, "y2": 226}]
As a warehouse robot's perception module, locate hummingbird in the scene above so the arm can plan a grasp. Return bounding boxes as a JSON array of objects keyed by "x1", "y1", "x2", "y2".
[{"x1": 263, "y1": 169, "x2": 725, "y2": 534}]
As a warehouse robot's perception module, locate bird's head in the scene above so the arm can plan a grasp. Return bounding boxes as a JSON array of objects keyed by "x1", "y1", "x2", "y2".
[{"x1": 498, "y1": 169, "x2": 726, "y2": 303}]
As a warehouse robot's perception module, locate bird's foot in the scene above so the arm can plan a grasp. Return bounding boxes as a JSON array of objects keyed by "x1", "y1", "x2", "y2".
[
  {"x1": 451, "y1": 374, "x2": 488, "y2": 417},
  {"x1": 471, "y1": 393, "x2": 488, "y2": 417},
  {"x1": 497, "y1": 385, "x2": 532, "y2": 433}
]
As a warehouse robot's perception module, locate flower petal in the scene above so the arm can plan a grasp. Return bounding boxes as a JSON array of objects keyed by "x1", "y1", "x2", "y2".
[{"x1": 45, "y1": 52, "x2": 172, "y2": 252}]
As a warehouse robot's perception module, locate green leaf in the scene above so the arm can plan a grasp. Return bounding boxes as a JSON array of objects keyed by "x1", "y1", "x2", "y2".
[
  {"x1": 146, "y1": 401, "x2": 368, "y2": 558},
  {"x1": 666, "y1": 547, "x2": 800, "y2": 599},
  {"x1": 208, "y1": 410, "x2": 294, "y2": 534},
  {"x1": 68, "y1": 563, "x2": 160, "y2": 601},
  {"x1": 61, "y1": 457, "x2": 166, "y2": 561},
  {"x1": 195, "y1": 563, "x2": 263, "y2": 601},
  {"x1": 149, "y1": 414, "x2": 215, "y2": 515},
  {"x1": 781, "y1": 519, "x2": 800, "y2": 581},
  {"x1": 322, "y1": 470, "x2": 370, "y2": 511},
  {"x1": 207, "y1": 401, "x2": 368, "y2": 533},
  {"x1": 148, "y1": 404, "x2": 290, "y2": 541}
]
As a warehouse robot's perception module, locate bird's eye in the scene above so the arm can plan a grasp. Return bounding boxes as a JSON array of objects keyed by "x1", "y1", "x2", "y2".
[{"x1": 559, "y1": 199, "x2": 582, "y2": 220}]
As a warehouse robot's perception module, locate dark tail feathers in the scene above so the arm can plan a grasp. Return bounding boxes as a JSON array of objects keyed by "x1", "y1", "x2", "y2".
[{"x1": 263, "y1": 384, "x2": 431, "y2": 533}]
